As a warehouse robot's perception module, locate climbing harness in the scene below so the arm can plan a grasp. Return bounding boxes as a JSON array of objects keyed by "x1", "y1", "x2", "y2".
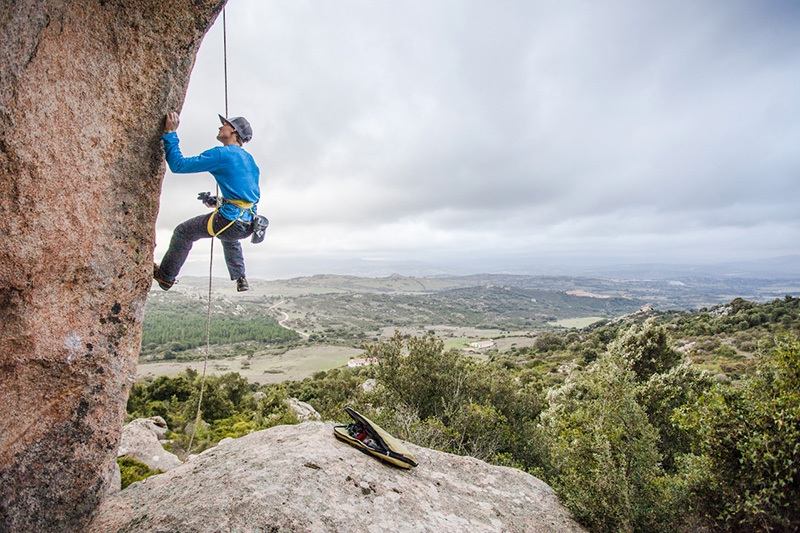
[
  {"x1": 199, "y1": 192, "x2": 269, "y2": 241},
  {"x1": 205, "y1": 198, "x2": 256, "y2": 237}
]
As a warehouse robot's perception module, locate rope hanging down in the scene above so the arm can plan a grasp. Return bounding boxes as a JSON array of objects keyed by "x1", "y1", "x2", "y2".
[{"x1": 188, "y1": 7, "x2": 229, "y2": 453}]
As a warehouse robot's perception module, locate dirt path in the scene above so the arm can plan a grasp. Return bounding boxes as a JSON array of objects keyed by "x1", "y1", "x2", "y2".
[{"x1": 270, "y1": 300, "x2": 309, "y2": 339}]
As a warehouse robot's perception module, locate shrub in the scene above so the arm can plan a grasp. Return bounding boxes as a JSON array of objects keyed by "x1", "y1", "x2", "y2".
[
  {"x1": 373, "y1": 333, "x2": 475, "y2": 421},
  {"x1": 637, "y1": 361, "x2": 712, "y2": 473},
  {"x1": 533, "y1": 332, "x2": 566, "y2": 353},
  {"x1": 117, "y1": 457, "x2": 162, "y2": 489},
  {"x1": 543, "y1": 352, "x2": 673, "y2": 533},
  {"x1": 612, "y1": 319, "x2": 680, "y2": 381},
  {"x1": 368, "y1": 332, "x2": 548, "y2": 471},
  {"x1": 676, "y1": 337, "x2": 800, "y2": 532}
]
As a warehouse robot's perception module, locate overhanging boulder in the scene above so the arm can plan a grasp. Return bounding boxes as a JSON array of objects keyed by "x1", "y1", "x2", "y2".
[{"x1": 0, "y1": 1, "x2": 225, "y2": 531}]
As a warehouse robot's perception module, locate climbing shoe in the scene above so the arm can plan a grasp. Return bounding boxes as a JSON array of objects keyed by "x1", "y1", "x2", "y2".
[
  {"x1": 153, "y1": 264, "x2": 175, "y2": 291},
  {"x1": 236, "y1": 277, "x2": 250, "y2": 292}
]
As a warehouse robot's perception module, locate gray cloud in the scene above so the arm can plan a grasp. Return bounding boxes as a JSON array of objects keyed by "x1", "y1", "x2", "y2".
[{"x1": 156, "y1": 1, "x2": 800, "y2": 278}]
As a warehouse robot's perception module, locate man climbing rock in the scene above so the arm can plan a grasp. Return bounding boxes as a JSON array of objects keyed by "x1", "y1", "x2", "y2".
[{"x1": 154, "y1": 111, "x2": 260, "y2": 292}]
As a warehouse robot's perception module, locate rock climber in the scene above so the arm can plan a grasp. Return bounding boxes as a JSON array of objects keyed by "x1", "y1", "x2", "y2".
[{"x1": 153, "y1": 111, "x2": 260, "y2": 292}]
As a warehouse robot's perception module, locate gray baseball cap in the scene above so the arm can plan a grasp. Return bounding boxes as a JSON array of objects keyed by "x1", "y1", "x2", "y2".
[{"x1": 218, "y1": 114, "x2": 253, "y2": 143}]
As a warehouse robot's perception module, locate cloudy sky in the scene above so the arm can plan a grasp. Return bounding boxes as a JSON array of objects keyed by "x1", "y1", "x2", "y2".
[{"x1": 155, "y1": 0, "x2": 800, "y2": 280}]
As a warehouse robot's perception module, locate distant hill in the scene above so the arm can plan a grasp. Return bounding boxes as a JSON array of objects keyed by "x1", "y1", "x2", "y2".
[
  {"x1": 244, "y1": 255, "x2": 800, "y2": 284},
  {"x1": 175, "y1": 270, "x2": 799, "y2": 310},
  {"x1": 571, "y1": 255, "x2": 800, "y2": 280}
]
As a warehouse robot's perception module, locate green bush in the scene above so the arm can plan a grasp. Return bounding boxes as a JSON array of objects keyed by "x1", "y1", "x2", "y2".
[
  {"x1": 534, "y1": 332, "x2": 566, "y2": 353},
  {"x1": 285, "y1": 367, "x2": 368, "y2": 420},
  {"x1": 613, "y1": 319, "x2": 680, "y2": 381},
  {"x1": 675, "y1": 337, "x2": 800, "y2": 532},
  {"x1": 117, "y1": 457, "x2": 162, "y2": 489},
  {"x1": 374, "y1": 333, "x2": 474, "y2": 421},
  {"x1": 715, "y1": 345, "x2": 738, "y2": 358},
  {"x1": 637, "y1": 360, "x2": 712, "y2": 473},
  {"x1": 367, "y1": 332, "x2": 548, "y2": 471},
  {"x1": 543, "y1": 352, "x2": 673, "y2": 533}
]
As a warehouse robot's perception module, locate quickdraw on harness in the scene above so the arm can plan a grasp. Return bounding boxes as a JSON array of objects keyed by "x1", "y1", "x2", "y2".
[{"x1": 205, "y1": 197, "x2": 256, "y2": 237}]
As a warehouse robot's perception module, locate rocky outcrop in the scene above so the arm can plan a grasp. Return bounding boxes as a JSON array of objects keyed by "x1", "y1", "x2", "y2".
[
  {"x1": 0, "y1": 2, "x2": 225, "y2": 531},
  {"x1": 89, "y1": 422, "x2": 587, "y2": 533},
  {"x1": 117, "y1": 417, "x2": 182, "y2": 472},
  {"x1": 287, "y1": 397, "x2": 323, "y2": 422}
]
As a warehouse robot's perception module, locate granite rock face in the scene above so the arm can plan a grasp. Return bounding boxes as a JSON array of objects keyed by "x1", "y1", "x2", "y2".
[
  {"x1": 287, "y1": 397, "x2": 323, "y2": 422},
  {"x1": 117, "y1": 417, "x2": 182, "y2": 472},
  {"x1": 89, "y1": 422, "x2": 588, "y2": 533},
  {"x1": 0, "y1": 1, "x2": 225, "y2": 531}
]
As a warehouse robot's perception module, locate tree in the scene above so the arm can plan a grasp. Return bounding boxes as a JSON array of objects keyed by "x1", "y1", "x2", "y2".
[
  {"x1": 374, "y1": 333, "x2": 475, "y2": 422},
  {"x1": 612, "y1": 319, "x2": 681, "y2": 381},
  {"x1": 676, "y1": 337, "x2": 800, "y2": 532},
  {"x1": 369, "y1": 332, "x2": 547, "y2": 468},
  {"x1": 543, "y1": 351, "x2": 671, "y2": 533}
]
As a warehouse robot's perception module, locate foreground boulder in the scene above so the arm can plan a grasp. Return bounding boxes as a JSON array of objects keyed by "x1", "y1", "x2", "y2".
[
  {"x1": 117, "y1": 417, "x2": 182, "y2": 472},
  {"x1": 0, "y1": 1, "x2": 224, "y2": 531},
  {"x1": 89, "y1": 422, "x2": 587, "y2": 533}
]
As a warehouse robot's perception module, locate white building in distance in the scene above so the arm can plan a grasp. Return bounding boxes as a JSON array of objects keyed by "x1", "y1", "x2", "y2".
[
  {"x1": 347, "y1": 357, "x2": 378, "y2": 368},
  {"x1": 466, "y1": 340, "x2": 495, "y2": 350}
]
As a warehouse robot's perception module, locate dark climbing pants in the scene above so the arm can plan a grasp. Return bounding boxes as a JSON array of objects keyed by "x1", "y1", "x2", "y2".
[{"x1": 158, "y1": 212, "x2": 253, "y2": 282}]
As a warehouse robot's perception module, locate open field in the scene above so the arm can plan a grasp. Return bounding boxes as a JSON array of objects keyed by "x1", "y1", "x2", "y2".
[
  {"x1": 136, "y1": 330, "x2": 545, "y2": 383},
  {"x1": 549, "y1": 316, "x2": 606, "y2": 328},
  {"x1": 137, "y1": 345, "x2": 363, "y2": 384}
]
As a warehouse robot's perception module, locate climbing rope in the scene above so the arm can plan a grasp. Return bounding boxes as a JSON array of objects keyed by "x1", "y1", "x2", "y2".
[
  {"x1": 222, "y1": 7, "x2": 229, "y2": 117},
  {"x1": 188, "y1": 7, "x2": 229, "y2": 453}
]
